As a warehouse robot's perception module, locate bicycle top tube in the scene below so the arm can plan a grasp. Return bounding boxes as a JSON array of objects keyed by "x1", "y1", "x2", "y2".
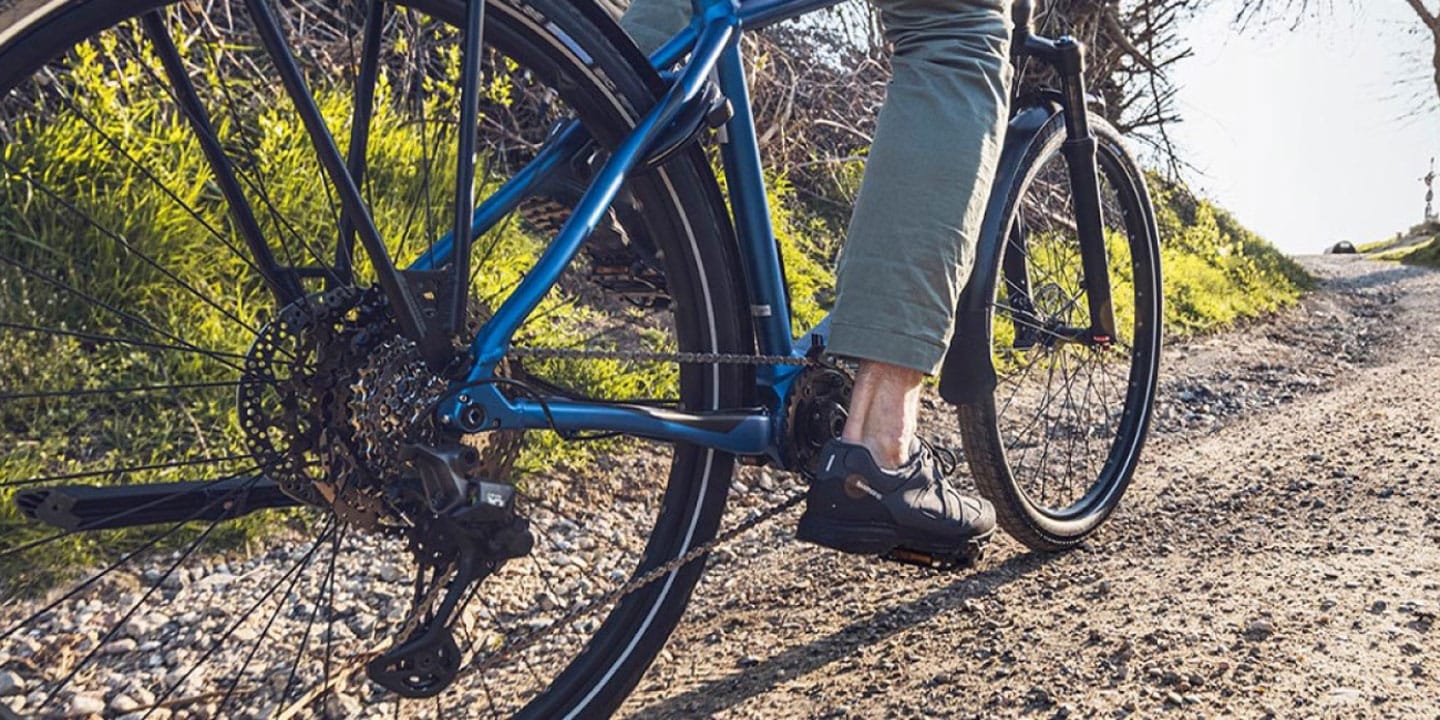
[
  {"x1": 736, "y1": 0, "x2": 849, "y2": 32},
  {"x1": 650, "y1": 0, "x2": 848, "y2": 68}
]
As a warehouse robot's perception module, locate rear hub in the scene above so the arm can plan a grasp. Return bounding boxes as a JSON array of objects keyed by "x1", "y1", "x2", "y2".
[{"x1": 237, "y1": 289, "x2": 533, "y2": 697}]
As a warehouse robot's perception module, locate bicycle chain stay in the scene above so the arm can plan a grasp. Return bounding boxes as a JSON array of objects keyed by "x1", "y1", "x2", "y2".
[{"x1": 372, "y1": 344, "x2": 817, "y2": 682}]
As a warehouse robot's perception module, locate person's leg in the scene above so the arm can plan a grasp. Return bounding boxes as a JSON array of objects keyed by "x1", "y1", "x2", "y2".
[
  {"x1": 829, "y1": 0, "x2": 1012, "y2": 469},
  {"x1": 841, "y1": 362, "x2": 923, "y2": 469},
  {"x1": 796, "y1": 0, "x2": 1009, "y2": 557}
]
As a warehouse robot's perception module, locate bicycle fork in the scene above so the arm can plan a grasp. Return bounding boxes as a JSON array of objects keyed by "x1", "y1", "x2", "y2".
[{"x1": 1008, "y1": 32, "x2": 1118, "y2": 347}]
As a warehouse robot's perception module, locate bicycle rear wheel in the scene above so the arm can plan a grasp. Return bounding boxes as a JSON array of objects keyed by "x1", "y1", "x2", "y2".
[
  {"x1": 0, "y1": 1, "x2": 746, "y2": 716},
  {"x1": 958, "y1": 112, "x2": 1162, "y2": 551}
]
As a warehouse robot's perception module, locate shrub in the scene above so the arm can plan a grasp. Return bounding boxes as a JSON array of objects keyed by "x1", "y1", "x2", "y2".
[{"x1": 1148, "y1": 174, "x2": 1312, "y2": 334}]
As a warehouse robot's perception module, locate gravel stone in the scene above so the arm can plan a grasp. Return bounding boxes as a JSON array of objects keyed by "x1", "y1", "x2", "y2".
[
  {"x1": 69, "y1": 694, "x2": 105, "y2": 716},
  {"x1": 0, "y1": 671, "x2": 23, "y2": 697}
]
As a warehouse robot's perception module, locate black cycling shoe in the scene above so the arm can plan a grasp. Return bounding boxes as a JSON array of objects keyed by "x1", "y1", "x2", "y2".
[{"x1": 796, "y1": 439, "x2": 996, "y2": 563}]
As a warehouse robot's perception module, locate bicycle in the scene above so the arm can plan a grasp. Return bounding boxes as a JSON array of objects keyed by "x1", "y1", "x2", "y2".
[{"x1": 0, "y1": 0, "x2": 1160, "y2": 715}]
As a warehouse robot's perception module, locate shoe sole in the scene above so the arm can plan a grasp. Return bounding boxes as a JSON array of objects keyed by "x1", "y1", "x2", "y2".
[{"x1": 795, "y1": 513, "x2": 994, "y2": 562}]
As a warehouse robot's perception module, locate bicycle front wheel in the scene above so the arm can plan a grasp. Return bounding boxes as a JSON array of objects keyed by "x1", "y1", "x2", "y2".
[
  {"x1": 958, "y1": 112, "x2": 1162, "y2": 551},
  {"x1": 0, "y1": 0, "x2": 747, "y2": 717}
]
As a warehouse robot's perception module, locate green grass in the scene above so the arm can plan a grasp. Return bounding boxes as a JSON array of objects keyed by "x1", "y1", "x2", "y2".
[
  {"x1": 1359, "y1": 222, "x2": 1439, "y2": 255},
  {"x1": 1358, "y1": 236, "x2": 1405, "y2": 253},
  {"x1": 1378, "y1": 235, "x2": 1440, "y2": 269}
]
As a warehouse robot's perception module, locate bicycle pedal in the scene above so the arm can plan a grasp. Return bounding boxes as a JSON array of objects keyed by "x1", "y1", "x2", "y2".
[{"x1": 882, "y1": 541, "x2": 984, "y2": 571}]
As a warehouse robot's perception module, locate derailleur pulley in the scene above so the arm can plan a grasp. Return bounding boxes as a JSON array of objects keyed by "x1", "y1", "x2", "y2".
[{"x1": 367, "y1": 441, "x2": 535, "y2": 697}]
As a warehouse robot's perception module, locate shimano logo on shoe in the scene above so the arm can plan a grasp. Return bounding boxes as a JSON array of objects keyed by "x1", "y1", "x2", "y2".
[{"x1": 844, "y1": 475, "x2": 884, "y2": 501}]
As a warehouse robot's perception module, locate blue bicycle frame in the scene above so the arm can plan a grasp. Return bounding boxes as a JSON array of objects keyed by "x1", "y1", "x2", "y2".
[{"x1": 417, "y1": 0, "x2": 848, "y2": 461}]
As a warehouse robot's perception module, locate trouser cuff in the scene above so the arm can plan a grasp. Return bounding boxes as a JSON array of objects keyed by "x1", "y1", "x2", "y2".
[{"x1": 828, "y1": 321, "x2": 949, "y2": 375}]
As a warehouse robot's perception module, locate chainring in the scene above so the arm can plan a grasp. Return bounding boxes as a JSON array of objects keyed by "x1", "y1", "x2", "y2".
[{"x1": 782, "y1": 363, "x2": 854, "y2": 476}]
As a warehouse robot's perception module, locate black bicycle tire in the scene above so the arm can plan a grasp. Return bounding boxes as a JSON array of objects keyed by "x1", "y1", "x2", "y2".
[
  {"x1": 0, "y1": 1, "x2": 749, "y2": 716},
  {"x1": 958, "y1": 111, "x2": 1162, "y2": 551}
]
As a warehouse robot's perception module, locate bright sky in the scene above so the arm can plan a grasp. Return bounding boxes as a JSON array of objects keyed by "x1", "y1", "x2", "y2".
[{"x1": 1167, "y1": 0, "x2": 1440, "y2": 254}]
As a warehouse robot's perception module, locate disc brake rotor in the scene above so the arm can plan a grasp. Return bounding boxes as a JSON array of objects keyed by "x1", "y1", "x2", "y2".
[
  {"x1": 237, "y1": 287, "x2": 364, "y2": 507},
  {"x1": 239, "y1": 290, "x2": 523, "y2": 532}
]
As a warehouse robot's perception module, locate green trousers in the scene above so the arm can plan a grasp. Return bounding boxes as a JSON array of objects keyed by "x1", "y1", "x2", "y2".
[{"x1": 621, "y1": 0, "x2": 1012, "y2": 374}]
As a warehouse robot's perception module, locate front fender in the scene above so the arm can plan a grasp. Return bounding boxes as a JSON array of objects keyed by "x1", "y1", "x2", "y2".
[{"x1": 938, "y1": 102, "x2": 1063, "y2": 405}]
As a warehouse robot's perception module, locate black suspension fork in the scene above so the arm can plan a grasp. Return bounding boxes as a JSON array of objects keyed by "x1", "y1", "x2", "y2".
[
  {"x1": 1022, "y1": 33, "x2": 1118, "y2": 344},
  {"x1": 1053, "y1": 39, "x2": 1117, "y2": 342}
]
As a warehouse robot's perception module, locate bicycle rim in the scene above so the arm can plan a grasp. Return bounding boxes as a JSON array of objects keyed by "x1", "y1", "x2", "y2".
[{"x1": 965, "y1": 114, "x2": 1161, "y2": 546}]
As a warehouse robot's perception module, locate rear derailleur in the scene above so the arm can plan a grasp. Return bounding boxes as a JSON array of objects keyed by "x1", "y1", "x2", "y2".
[{"x1": 366, "y1": 443, "x2": 534, "y2": 698}]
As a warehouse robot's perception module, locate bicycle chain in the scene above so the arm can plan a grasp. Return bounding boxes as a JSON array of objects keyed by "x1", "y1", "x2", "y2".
[
  {"x1": 506, "y1": 345, "x2": 819, "y2": 366},
  {"x1": 464, "y1": 487, "x2": 808, "y2": 678},
  {"x1": 393, "y1": 567, "x2": 457, "y2": 648}
]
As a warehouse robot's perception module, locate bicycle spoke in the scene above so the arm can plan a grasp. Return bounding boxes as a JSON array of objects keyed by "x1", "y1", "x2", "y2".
[
  {"x1": 336, "y1": 0, "x2": 388, "y2": 284},
  {"x1": 212, "y1": 519, "x2": 334, "y2": 715},
  {"x1": 395, "y1": 10, "x2": 443, "y2": 260},
  {"x1": 42, "y1": 80, "x2": 275, "y2": 296},
  {"x1": 1058, "y1": 348, "x2": 1083, "y2": 501},
  {"x1": 0, "y1": 153, "x2": 263, "y2": 341},
  {"x1": 0, "y1": 452, "x2": 257, "y2": 489},
  {"x1": 319, "y1": 522, "x2": 347, "y2": 711},
  {"x1": 0, "y1": 465, "x2": 278, "y2": 560},
  {"x1": 1010, "y1": 350, "x2": 1070, "y2": 478},
  {"x1": 137, "y1": 11, "x2": 301, "y2": 305},
  {"x1": 0, "y1": 467, "x2": 270, "y2": 642},
  {"x1": 163, "y1": 521, "x2": 337, "y2": 715},
  {"x1": 0, "y1": 319, "x2": 249, "y2": 370},
  {"x1": 275, "y1": 591, "x2": 324, "y2": 708},
  {"x1": 164, "y1": 8, "x2": 345, "y2": 290},
  {"x1": 0, "y1": 250, "x2": 255, "y2": 374},
  {"x1": 1077, "y1": 351, "x2": 1106, "y2": 476},
  {"x1": 33, "y1": 476, "x2": 263, "y2": 708},
  {"x1": 0, "y1": 379, "x2": 255, "y2": 403},
  {"x1": 242, "y1": 0, "x2": 425, "y2": 341}
]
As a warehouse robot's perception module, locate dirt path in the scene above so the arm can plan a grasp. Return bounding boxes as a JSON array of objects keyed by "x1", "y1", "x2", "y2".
[{"x1": 619, "y1": 256, "x2": 1440, "y2": 719}]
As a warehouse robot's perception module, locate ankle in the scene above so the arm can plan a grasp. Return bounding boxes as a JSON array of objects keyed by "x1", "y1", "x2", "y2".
[
  {"x1": 841, "y1": 360, "x2": 925, "y2": 470},
  {"x1": 856, "y1": 435, "x2": 909, "y2": 471}
]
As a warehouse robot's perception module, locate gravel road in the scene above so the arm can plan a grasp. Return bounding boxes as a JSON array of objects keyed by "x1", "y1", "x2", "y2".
[
  {"x1": 619, "y1": 255, "x2": 1440, "y2": 719},
  {"x1": 3, "y1": 255, "x2": 1435, "y2": 719}
]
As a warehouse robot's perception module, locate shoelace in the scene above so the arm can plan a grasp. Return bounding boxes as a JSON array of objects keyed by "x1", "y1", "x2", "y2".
[{"x1": 916, "y1": 436, "x2": 961, "y2": 477}]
